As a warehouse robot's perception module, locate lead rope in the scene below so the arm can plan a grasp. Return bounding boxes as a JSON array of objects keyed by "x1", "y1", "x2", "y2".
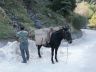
[{"x1": 66, "y1": 42, "x2": 69, "y2": 64}]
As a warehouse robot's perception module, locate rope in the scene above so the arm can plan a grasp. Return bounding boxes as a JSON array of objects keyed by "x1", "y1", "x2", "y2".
[{"x1": 66, "y1": 43, "x2": 69, "y2": 64}]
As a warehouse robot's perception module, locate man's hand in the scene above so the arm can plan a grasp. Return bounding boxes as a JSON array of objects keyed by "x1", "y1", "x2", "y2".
[
  {"x1": 28, "y1": 31, "x2": 32, "y2": 39},
  {"x1": 16, "y1": 37, "x2": 19, "y2": 42}
]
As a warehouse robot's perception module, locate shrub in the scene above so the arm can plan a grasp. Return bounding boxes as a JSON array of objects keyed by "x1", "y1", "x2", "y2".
[
  {"x1": 48, "y1": 0, "x2": 76, "y2": 17},
  {"x1": 0, "y1": 7, "x2": 15, "y2": 39},
  {"x1": 72, "y1": 13, "x2": 88, "y2": 30},
  {"x1": 89, "y1": 12, "x2": 96, "y2": 27},
  {"x1": 89, "y1": 4, "x2": 96, "y2": 12},
  {"x1": 74, "y1": 1, "x2": 89, "y2": 17},
  {"x1": 88, "y1": 8, "x2": 94, "y2": 19}
]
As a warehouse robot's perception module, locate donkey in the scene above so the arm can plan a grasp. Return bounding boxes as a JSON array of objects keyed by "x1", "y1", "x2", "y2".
[{"x1": 37, "y1": 27, "x2": 72, "y2": 64}]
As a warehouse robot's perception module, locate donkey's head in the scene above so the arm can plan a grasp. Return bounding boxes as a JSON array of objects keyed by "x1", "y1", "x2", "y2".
[{"x1": 61, "y1": 27, "x2": 72, "y2": 44}]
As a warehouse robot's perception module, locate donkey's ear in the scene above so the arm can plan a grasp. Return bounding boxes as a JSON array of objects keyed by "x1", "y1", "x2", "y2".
[{"x1": 59, "y1": 26, "x2": 63, "y2": 29}]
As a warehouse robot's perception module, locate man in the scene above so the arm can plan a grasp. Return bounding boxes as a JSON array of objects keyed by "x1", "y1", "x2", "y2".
[{"x1": 16, "y1": 26, "x2": 29, "y2": 63}]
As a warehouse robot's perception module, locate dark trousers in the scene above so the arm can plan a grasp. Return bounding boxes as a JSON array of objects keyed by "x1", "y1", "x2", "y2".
[{"x1": 20, "y1": 42, "x2": 29, "y2": 63}]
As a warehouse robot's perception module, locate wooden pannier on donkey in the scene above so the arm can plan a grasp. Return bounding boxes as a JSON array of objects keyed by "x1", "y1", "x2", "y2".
[{"x1": 35, "y1": 27, "x2": 72, "y2": 64}]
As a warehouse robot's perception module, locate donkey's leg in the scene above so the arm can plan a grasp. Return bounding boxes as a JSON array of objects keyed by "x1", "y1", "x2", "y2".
[
  {"x1": 51, "y1": 48, "x2": 55, "y2": 64},
  {"x1": 37, "y1": 45, "x2": 42, "y2": 58},
  {"x1": 55, "y1": 47, "x2": 59, "y2": 62}
]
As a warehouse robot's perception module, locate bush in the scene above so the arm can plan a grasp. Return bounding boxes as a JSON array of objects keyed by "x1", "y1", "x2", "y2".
[
  {"x1": 76, "y1": 0, "x2": 82, "y2": 3},
  {"x1": 74, "y1": 1, "x2": 89, "y2": 17},
  {"x1": 89, "y1": 4, "x2": 96, "y2": 12},
  {"x1": 0, "y1": 0, "x2": 5, "y2": 6},
  {"x1": 49, "y1": 0, "x2": 76, "y2": 17},
  {"x1": 0, "y1": 7, "x2": 15, "y2": 39},
  {"x1": 88, "y1": 8, "x2": 94, "y2": 19},
  {"x1": 89, "y1": 12, "x2": 96, "y2": 27},
  {"x1": 72, "y1": 13, "x2": 88, "y2": 30}
]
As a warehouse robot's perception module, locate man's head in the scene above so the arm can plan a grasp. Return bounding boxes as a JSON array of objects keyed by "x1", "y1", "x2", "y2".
[{"x1": 20, "y1": 26, "x2": 25, "y2": 30}]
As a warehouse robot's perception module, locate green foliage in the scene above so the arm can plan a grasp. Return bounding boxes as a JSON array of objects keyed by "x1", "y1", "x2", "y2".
[
  {"x1": 88, "y1": 8, "x2": 94, "y2": 19},
  {"x1": 86, "y1": 0, "x2": 96, "y2": 4},
  {"x1": 76, "y1": 0, "x2": 96, "y2": 4},
  {"x1": 0, "y1": 0, "x2": 85, "y2": 39},
  {"x1": 49, "y1": 0, "x2": 76, "y2": 17},
  {"x1": 0, "y1": 0, "x2": 34, "y2": 39},
  {"x1": 89, "y1": 4, "x2": 96, "y2": 13},
  {"x1": 2, "y1": 0, "x2": 34, "y2": 29},
  {"x1": 75, "y1": 1, "x2": 96, "y2": 28},
  {"x1": 0, "y1": 0, "x2": 5, "y2": 6},
  {"x1": 76, "y1": 0, "x2": 83, "y2": 3},
  {"x1": 0, "y1": 7, "x2": 15, "y2": 39},
  {"x1": 30, "y1": 0, "x2": 66, "y2": 27},
  {"x1": 87, "y1": 2, "x2": 96, "y2": 27},
  {"x1": 0, "y1": 22, "x2": 15, "y2": 39},
  {"x1": 72, "y1": 13, "x2": 88, "y2": 30}
]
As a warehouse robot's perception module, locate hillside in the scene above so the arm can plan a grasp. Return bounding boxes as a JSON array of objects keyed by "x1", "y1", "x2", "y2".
[
  {"x1": 0, "y1": 0, "x2": 67, "y2": 39},
  {"x1": 0, "y1": 0, "x2": 85, "y2": 39},
  {"x1": 0, "y1": 0, "x2": 34, "y2": 39}
]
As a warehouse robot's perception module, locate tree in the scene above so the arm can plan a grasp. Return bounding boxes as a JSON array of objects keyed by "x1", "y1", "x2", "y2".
[
  {"x1": 0, "y1": 0, "x2": 5, "y2": 6},
  {"x1": 49, "y1": 0, "x2": 76, "y2": 17}
]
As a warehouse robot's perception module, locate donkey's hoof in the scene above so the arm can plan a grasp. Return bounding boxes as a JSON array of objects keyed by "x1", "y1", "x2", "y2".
[
  {"x1": 52, "y1": 61, "x2": 55, "y2": 64},
  {"x1": 56, "y1": 60, "x2": 58, "y2": 62},
  {"x1": 39, "y1": 56, "x2": 42, "y2": 58}
]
